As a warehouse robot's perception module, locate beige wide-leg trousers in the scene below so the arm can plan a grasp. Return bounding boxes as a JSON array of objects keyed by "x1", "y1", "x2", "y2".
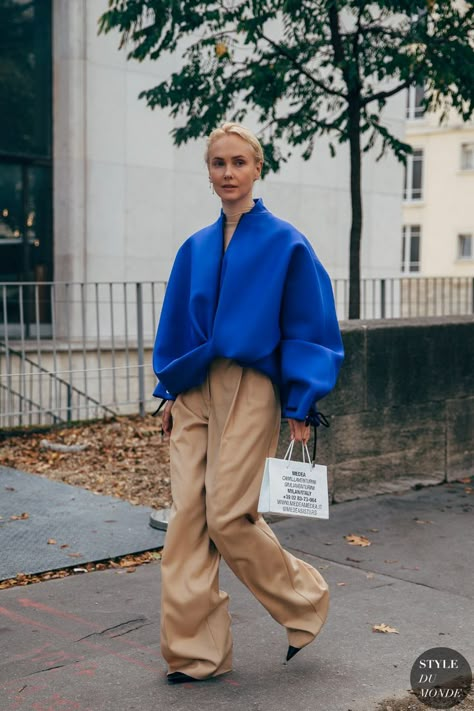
[{"x1": 160, "y1": 358, "x2": 329, "y2": 678}]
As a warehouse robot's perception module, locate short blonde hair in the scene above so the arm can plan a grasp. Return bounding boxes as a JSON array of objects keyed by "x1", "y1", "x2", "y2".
[{"x1": 205, "y1": 122, "x2": 264, "y2": 165}]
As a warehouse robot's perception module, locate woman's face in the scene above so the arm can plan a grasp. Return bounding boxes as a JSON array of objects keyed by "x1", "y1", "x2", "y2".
[{"x1": 208, "y1": 134, "x2": 262, "y2": 207}]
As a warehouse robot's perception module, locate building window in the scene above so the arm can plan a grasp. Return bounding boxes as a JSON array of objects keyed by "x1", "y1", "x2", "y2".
[
  {"x1": 0, "y1": 0, "x2": 52, "y2": 284},
  {"x1": 458, "y1": 234, "x2": 472, "y2": 260},
  {"x1": 0, "y1": 0, "x2": 53, "y2": 336},
  {"x1": 403, "y1": 149, "x2": 424, "y2": 201},
  {"x1": 460, "y1": 143, "x2": 474, "y2": 171},
  {"x1": 406, "y1": 85, "x2": 425, "y2": 120},
  {"x1": 402, "y1": 225, "x2": 421, "y2": 273}
]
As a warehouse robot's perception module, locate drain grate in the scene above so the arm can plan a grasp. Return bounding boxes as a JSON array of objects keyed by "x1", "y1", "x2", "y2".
[{"x1": 0, "y1": 466, "x2": 165, "y2": 581}]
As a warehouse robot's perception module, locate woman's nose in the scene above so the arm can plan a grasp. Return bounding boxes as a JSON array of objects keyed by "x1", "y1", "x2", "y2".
[{"x1": 224, "y1": 164, "x2": 233, "y2": 178}]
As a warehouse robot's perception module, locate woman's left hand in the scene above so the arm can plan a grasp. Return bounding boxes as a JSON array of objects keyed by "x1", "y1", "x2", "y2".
[{"x1": 288, "y1": 418, "x2": 311, "y2": 444}]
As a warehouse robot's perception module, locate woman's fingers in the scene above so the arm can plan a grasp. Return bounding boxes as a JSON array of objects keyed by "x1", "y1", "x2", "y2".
[
  {"x1": 288, "y1": 418, "x2": 295, "y2": 440},
  {"x1": 162, "y1": 401, "x2": 174, "y2": 436},
  {"x1": 288, "y1": 419, "x2": 310, "y2": 444}
]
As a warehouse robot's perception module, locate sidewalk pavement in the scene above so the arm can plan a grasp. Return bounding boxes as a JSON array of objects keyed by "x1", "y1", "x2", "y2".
[{"x1": 1, "y1": 476, "x2": 473, "y2": 711}]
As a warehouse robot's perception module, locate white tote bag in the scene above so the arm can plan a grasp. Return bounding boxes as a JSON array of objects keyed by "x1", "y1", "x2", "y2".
[{"x1": 257, "y1": 440, "x2": 329, "y2": 520}]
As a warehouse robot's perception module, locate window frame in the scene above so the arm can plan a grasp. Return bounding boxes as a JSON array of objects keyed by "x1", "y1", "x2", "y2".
[
  {"x1": 460, "y1": 143, "x2": 474, "y2": 172},
  {"x1": 403, "y1": 149, "x2": 424, "y2": 202},
  {"x1": 457, "y1": 233, "x2": 473, "y2": 261},
  {"x1": 401, "y1": 225, "x2": 421, "y2": 273},
  {"x1": 406, "y1": 85, "x2": 425, "y2": 121}
]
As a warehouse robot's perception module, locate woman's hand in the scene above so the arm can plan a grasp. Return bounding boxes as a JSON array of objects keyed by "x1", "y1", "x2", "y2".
[
  {"x1": 162, "y1": 400, "x2": 174, "y2": 437},
  {"x1": 288, "y1": 418, "x2": 310, "y2": 444}
]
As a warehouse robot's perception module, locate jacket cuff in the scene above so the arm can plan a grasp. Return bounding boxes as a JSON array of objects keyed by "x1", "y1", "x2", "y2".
[
  {"x1": 282, "y1": 386, "x2": 315, "y2": 421},
  {"x1": 153, "y1": 380, "x2": 176, "y2": 400}
]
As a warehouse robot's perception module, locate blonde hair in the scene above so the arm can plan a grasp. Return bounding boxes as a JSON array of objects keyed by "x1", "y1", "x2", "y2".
[{"x1": 205, "y1": 122, "x2": 264, "y2": 166}]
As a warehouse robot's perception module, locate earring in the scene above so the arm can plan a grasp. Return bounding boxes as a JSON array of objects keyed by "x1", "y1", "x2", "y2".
[{"x1": 209, "y1": 177, "x2": 214, "y2": 194}]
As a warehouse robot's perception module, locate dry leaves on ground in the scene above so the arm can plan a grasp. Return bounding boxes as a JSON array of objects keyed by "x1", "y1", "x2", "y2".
[
  {"x1": 373, "y1": 623, "x2": 399, "y2": 634},
  {"x1": 0, "y1": 414, "x2": 172, "y2": 510},
  {"x1": 344, "y1": 533, "x2": 372, "y2": 546},
  {"x1": 0, "y1": 551, "x2": 162, "y2": 590}
]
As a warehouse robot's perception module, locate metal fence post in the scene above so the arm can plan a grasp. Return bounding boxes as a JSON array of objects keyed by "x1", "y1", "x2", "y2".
[
  {"x1": 380, "y1": 279, "x2": 386, "y2": 319},
  {"x1": 136, "y1": 282, "x2": 145, "y2": 417}
]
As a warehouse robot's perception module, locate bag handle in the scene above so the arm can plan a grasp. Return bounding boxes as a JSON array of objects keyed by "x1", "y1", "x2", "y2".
[{"x1": 283, "y1": 440, "x2": 313, "y2": 468}]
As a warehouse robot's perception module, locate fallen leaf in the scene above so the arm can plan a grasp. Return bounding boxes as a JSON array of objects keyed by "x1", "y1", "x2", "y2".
[
  {"x1": 67, "y1": 553, "x2": 83, "y2": 558},
  {"x1": 118, "y1": 559, "x2": 139, "y2": 568},
  {"x1": 368, "y1": 528, "x2": 379, "y2": 532},
  {"x1": 126, "y1": 567, "x2": 136, "y2": 574},
  {"x1": 384, "y1": 559, "x2": 398, "y2": 564},
  {"x1": 344, "y1": 534, "x2": 371, "y2": 547},
  {"x1": 366, "y1": 573, "x2": 374, "y2": 579},
  {"x1": 458, "y1": 477, "x2": 471, "y2": 484},
  {"x1": 414, "y1": 518, "x2": 433, "y2": 524},
  {"x1": 47, "y1": 539, "x2": 57, "y2": 545},
  {"x1": 60, "y1": 544, "x2": 69, "y2": 549},
  {"x1": 5, "y1": 486, "x2": 15, "y2": 492},
  {"x1": 373, "y1": 623, "x2": 399, "y2": 634},
  {"x1": 336, "y1": 582, "x2": 346, "y2": 586},
  {"x1": 10, "y1": 512, "x2": 29, "y2": 520},
  {"x1": 346, "y1": 557, "x2": 363, "y2": 563}
]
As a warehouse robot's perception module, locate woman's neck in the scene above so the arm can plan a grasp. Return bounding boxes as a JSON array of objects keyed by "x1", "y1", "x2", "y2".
[{"x1": 222, "y1": 197, "x2": 255, "y2": 221}]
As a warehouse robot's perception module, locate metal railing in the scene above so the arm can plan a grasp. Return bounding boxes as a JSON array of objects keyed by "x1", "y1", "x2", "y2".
[
  {"x1": 0, "y1": 281, "x2": 166, "y2": 427},
  {"x1": 0, "y1": 277, "x2": 473, "y2": 428},
  {"x1": 332, "y1": 276, "x2": 474, "y2": 319}
]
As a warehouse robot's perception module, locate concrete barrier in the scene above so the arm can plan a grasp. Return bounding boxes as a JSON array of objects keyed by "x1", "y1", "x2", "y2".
[{"x1": 278, "y1": 316, "x2": 474, "y2": 503}]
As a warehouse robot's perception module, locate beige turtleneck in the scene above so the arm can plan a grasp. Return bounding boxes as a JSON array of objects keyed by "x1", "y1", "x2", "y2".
[{"x1": 223, "y1": 202, "x2": 254, "y2": 251}]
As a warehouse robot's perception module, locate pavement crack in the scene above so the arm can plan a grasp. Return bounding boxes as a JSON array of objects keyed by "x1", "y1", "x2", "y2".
[
  {"x1": 25, "y1": 663, "x2": 68, "y2": 676},
  {"x1": 109, "y1": 621, "x2": 154, "y2": 638},
  {"x1": 76, "y1": 616, "x2": 148, "y2": 642}
]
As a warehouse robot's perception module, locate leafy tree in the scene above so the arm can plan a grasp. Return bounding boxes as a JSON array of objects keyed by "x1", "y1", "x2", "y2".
[{"x1": 99, "y1": 0, "x2": 474, "y2": 318}]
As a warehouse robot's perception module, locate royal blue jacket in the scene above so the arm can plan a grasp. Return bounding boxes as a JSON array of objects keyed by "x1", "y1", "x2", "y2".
[{"x1": 152, "y1": 198, "x2": 344, "y2": 420}]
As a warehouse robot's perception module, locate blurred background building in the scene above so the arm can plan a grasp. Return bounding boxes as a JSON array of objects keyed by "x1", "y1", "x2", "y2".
[
  {"x1": 0, "y1": 0, "x2": 472, "y2": 426},
  {"x1": 403, "y1": 86, "x2": 474, "y2": 276},
  {"x1": 1, "y1": 0, "x2": 406, "y2": 294}
]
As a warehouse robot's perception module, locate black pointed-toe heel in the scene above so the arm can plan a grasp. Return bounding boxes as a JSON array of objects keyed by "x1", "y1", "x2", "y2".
[
  {"x1": 167, "y1": 671, "x2": 200, "y2": 684},
  {"x1": 286, "y1": 645, "x2": 302, "y2": 662}
]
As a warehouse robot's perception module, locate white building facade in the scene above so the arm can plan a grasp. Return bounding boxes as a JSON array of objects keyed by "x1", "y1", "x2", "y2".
[
  {"x1": 403, "y1": 88, "x2": 474, "y2": 276},
  {"x1": 53, "y1": 0, "x2": 406, "y2": 290}
]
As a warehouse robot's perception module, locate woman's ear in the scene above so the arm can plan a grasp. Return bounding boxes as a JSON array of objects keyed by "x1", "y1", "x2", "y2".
[{"x1": 254, "y1": 160, "x2": 263, "y2": 180}]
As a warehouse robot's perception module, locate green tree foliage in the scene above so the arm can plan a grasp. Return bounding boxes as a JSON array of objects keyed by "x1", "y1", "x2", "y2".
[{"x1": 99, "y1": 0, "x2": 474, "y2": 318}]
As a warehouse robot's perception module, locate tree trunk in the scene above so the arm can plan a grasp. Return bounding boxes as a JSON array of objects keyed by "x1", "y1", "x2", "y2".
[{"x1": 348, "y1": 99, "x2": 362, "y2": 319}]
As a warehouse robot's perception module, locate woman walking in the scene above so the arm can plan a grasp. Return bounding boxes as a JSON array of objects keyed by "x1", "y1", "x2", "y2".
[{"x1": 152, "y1": 122, "x2": 344, "y2": 683}]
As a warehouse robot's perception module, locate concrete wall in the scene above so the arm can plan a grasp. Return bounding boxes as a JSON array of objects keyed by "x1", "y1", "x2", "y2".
[
  {"x1": 279, "y1": 317, "x2": 473, "y2": 502},
  {"x1": 53, "y1": 0, "x2": 406, "y2": 286}
]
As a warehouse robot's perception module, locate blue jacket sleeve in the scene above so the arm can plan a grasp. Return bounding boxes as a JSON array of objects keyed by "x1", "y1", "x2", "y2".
[
  {"x1": 279, "y1": 242, "x2": 344, "y2": 420},
  {"x1": 151, "y1": 244, "x2": 190, "y2": 399}
]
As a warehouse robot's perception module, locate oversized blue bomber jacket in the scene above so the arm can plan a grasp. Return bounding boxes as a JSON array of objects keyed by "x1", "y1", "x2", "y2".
[{"x1": 152, "y1": 198, "x2": 344, "y2": 421}]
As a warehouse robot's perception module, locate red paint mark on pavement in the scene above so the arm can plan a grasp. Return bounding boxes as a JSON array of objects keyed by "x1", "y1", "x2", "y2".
[
  {"x1": 16, "y1": 598, "x2": 161, "y2": 658},
  {"x1": 72, "y1": 667, "x2": 97, "y2": 677},
  {"x1": 223, "y1": 678, "x2": 240, "y2": 686},
  {"x1": 17, "y1": 600, "x2": 99, "y2": 629},
  {"x1": 0, "y1": 605, "x2": 158, "y2": 674}
]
